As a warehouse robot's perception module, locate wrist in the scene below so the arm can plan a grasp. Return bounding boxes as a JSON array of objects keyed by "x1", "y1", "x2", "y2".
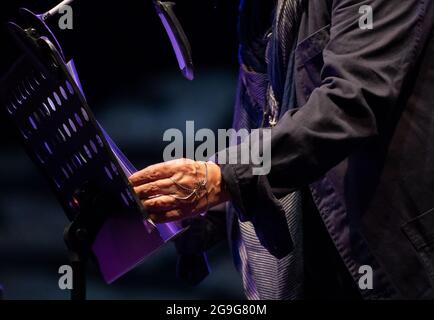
[{"x1": 206, "y1": 161, "x2": 231, "y2": 206}]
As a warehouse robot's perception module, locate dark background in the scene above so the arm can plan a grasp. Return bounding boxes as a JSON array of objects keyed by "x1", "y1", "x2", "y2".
[{"x1": 0, "y1": 0, "x2": 244, "y2": 299}]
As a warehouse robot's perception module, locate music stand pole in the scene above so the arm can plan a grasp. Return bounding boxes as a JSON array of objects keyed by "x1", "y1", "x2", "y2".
[{"x1": 64, "y1": 222, "x2": 89, "y2": 301}]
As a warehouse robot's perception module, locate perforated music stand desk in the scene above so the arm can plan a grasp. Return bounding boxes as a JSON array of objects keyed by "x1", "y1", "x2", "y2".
[{"x1": 0, "y1": 11, "x2": 185, "y2": 300}]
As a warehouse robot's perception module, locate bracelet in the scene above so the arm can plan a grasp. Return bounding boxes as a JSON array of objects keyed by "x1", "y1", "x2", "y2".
[
  {"x1": 203, "y1": 162, "x2": 210, "y2": 214},
  {"x1": 169, "y1": 162, "x2": 209, "y2": 208}
]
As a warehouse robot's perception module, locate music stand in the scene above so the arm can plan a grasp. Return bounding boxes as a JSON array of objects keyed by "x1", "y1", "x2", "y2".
[{"x1": 1, "y1": 8, "x2": 186, "y2": 300}]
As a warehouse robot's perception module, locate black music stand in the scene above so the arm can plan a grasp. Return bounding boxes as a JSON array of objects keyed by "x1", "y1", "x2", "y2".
[
  {"x1": 1, "y1": 13, "x2": 147, "y2": 301},
  {"x1": 1, "y1": 2, "x2": 193, "y2": 300}
]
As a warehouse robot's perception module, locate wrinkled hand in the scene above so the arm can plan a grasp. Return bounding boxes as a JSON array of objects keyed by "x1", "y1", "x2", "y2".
[{"x1": 129, "y1": 159, "x2": 230, "y2": 223}]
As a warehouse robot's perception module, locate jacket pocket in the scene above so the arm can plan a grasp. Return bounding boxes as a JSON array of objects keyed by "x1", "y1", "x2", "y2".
[
  {"x1": 402, "y1": 208, "x2": 434, "y2": 283},
  {"x1": 295, "y1": 25, "x2": 330, "y2": 104}
]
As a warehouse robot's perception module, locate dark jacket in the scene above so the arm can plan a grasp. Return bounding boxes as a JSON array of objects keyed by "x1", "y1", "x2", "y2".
[{"x1": 218, "y1": 0, "x2": 434, "y2": 299}]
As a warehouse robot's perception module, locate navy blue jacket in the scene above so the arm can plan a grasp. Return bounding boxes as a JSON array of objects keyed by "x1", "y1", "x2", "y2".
[{"x1": 179, "y1": 0, "x2": 434, "y2": 299}]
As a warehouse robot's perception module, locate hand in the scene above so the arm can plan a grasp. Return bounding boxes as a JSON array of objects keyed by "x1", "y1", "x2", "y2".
[{"x1": 129, "y1": 159, "x2": 230, "y2": 223}]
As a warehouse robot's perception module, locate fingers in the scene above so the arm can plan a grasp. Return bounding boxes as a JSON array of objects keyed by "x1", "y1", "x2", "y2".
[
  {"x1": 129, "y1": 162, "x2": 174, "y2": 186},
  {"x1": 142, "y1": 195, "x2": 179, "y2": 213},
  {"x1": 129, "y1": 158, "x2": 197, "y2": 186},
  {"x1": 148, "y1": 210, "x2": 183, "y2": 224},
  {"x1": 130, "y1": 159, "x2": 210, "y2": 224},
  {"x1": 143, "y1": 195, "x2": 195, "y2": 223},
  {"x1": 133, "y1": 178, "x2": 175, "y2": 199}
]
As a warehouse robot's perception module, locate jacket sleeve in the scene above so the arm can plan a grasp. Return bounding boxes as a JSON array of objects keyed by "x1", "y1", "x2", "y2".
[
  {"x1": 173, "y1": 204, "x2": 227, "y2": 285},
  {"x1": 220, "y1": 0, "x2": 431, "y2": 219}
]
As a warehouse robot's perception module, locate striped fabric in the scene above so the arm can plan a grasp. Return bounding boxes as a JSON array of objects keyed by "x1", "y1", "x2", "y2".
[
  {"x1": 237, "y1": 193, "x2": 304, "y2": 300},
  {"x1": 229, "y1": 0, "x2": 305, "y2": 300},
  {"x1": 269, "y1": 0, "x2": 304, "y2": 107}
]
